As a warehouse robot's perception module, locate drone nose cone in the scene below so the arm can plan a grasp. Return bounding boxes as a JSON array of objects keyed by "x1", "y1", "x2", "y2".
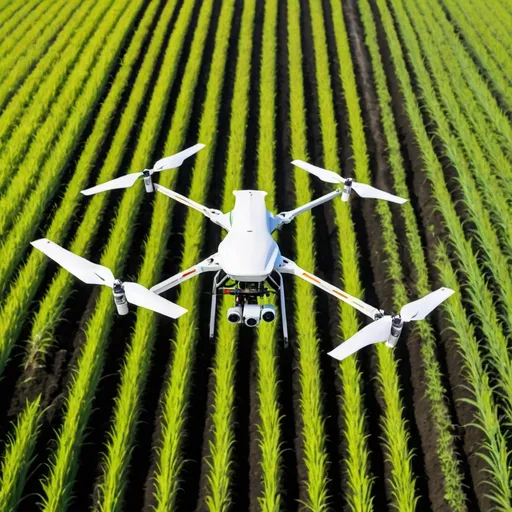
[{"x1": 218, "y1": 233, "x2": 279, "y2": 282}]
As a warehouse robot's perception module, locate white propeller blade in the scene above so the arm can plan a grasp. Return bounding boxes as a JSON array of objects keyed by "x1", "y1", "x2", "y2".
[
  {"x1": 351, "y1": 182, "x2": 407, "y2": 204},
  {"x1": 81, "y1": 143, "x2": 205, "y2": 195},
  {"x1": 32, "y1": 239, "x2": 188, "y2": 319},
  {"x1": 291, "y1": 160, "x2": 344, "y2": 184},
  {"x1": 81, "y1": 173, "x2": 143, "y2": 196},
  {"x1": 31, "y1": 238, "x2": 115, "y2": 286},
  {"x1": 292, "y1": 159, "x2": 407, "y2": 204},
  {"x1": 153, "y1": 143, "x2": 205, "y2": 171},
  {"x1": 400, "y1": 287, "x2": 454, "y2": 322},
  {"x1": 328, "y1": 316, "x2": 392, "y2": 361},
  {"x1": 124, "y1": 282, "x2": 187, "y2": 319}
]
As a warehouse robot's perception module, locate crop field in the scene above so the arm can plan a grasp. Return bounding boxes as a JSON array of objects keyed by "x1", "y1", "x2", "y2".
[{"x1": 0, "y1": 0, "x2": 511, "y2": 510}]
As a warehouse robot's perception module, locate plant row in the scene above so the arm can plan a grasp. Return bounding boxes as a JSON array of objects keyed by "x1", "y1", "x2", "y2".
[
  {"x1": 200, "y1": 0, "x2": 260, "y2": 509},
  {"x1": 374, "y1": 0, "x2": 512, "y2": 504},
  {"x1": 385, "y1": 0, "x2": 512, "y2": 424},
  {"x1": 0, "y1": 0, "x2": 172, "y2": 508}
]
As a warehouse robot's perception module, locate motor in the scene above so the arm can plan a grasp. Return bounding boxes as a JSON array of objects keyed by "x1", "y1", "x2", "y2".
[
  {"x1": 342, "y1": 178, "x2": 353, "y2": 202},
  {"x1": 112, "y1": 279, "x2": 129, "y2": 315},
  {"x1": 261, "y1": 304, "x2": 276, "y2": 322},
  {"x1": 385, "y1": 315, "x2": 404, "y2": 348},
  {"x1": 227, "y1": 305, "x2": 243, "y2": 323},
  {"x1": 142, "y1": 170, "x2": 154, "y2": 193}
]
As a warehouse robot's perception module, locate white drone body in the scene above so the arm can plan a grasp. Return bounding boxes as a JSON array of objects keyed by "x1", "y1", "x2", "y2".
[{"x1": 32, "y1": 144, "x2": 454, "y2": 360}]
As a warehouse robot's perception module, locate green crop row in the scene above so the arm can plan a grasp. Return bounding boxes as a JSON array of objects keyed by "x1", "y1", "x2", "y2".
[
  {"x1": 202, "y1": 0, "x2": 257, "y2": 509},
  {"x1": 438, "y1": 0, "x2": 512, "y2": 110},
  {"x1": 0, "y1": 0, "x2": 189, "y2": 381},
  {"x1": 0, "y1": 0, "x2": 122, "y2": 371},
  {"x1": 252, "y1": 0, "x2": 282, "y2": 510},
  {"x1": 323, "y1": 0, "x2": 420, "y2": 508},
  {"x1": 38, "y1": 0, "x2": 203, "y2": 506},
  {"x1": 27, "y1": 1, "x2": 174, "y2": 509},
  {"x1": 305, "y1": 0, "x2": 376, "y2": 509},
  {"x1": 451, "y1": 0, "x2": 512, "y2": 82},
  {"x1": 484, "y1": 0, "x2": 512, "y2": 49},
  {"x1": 425, "y1": 0, "x2": 512, "y2": 157},
  {"x1": 374, "y1": 0, "x2": 512, "y2": 503},
  {"x1": 0, "y1": 2, "x2": 139, "y2": 300},
  {"x1": 358, "y1": 0, "x2": 466, "y2": 507},
  {"x1": 401, "y1": 0, "x2": 512, "y2": 254},
  {"x1": 148, "y1": 1, "x2": 236, "y2": 509},
  {"x1": 467, "y1": 0, "x2": 512, "y2": 54},
  {"x1": 0, "y1": 397, "x2": 42, "y2": 511},
  {"x1": 386, "y1": 0, "x2": 512, "y2": 423},
  {"x1": 0, "y1": 0, "x2": 97, "y2": 135},
  {"x1": 0, "y1": 0, "x2": 25, "y2": 28},
  {"x1": 0, "y1": 0, "x2": 114, "y2": 185},
  {"x1": 91, "y1": 0, "x2": 212, "y2": 509},
  {"x1": 0, "y1": 0, "x2": 83, "y2": 114},
  {"x1": 0, "y1": 0, "x2": 167, "y2": 503},
  {"x1": 419, "y1": 0, "x2": 512, "y2": 187},
  {"x1": 287, "y1": 0, "x2": 332, "y2": 509},
  {"x1": 0, "y1": 0, "x2": 122, "y2": 229},
  {"x1": 0, "y1": 0, "x2": 70, "y2": 87},
  {"x1": 0, "y1": 0, "x2": 49, "y2": 61},
  {"x1": 436, "y1": 245, "x2": 512, "y2": 510}
]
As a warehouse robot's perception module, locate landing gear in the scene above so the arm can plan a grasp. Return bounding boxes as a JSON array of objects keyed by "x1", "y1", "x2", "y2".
[
  {"x1": 209, "y1": 270, "x2": 229, "y2": 341},
  {"x1": 267, "y1": 271, "x2": 289, "y2": 348},
  {"x1": 208, "y1": 273, "x2": 288, "y2": 348}
]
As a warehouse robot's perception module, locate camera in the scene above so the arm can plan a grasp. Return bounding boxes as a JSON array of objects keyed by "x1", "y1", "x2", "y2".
[
  {"x1": 243, "y1": 304, "x2": 261, "y2": 327},
  {"x1": 227, "y1": 306, "x2": 242, "y2": 323},
  {"x1": 261, "y1": 304, "x2": 276, "y2": 322}
]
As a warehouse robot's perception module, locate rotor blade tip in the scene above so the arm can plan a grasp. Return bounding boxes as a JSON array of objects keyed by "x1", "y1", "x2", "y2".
[
  {"x1": 31, "y1": 238, "x2": 49, "y2": 247},
  {"x1": 326, "y1": 349, "x2": 348, "y2": 361}
]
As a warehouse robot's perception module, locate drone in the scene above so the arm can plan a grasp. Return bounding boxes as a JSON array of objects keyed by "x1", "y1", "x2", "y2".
[{"x1": 32, "y1": 143, "x2": 454, "y2": 361}]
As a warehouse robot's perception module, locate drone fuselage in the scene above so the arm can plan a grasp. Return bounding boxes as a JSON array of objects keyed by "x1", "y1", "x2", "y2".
[{"x1": 218, "y1": 190, "x2": 280, "y2": 282}]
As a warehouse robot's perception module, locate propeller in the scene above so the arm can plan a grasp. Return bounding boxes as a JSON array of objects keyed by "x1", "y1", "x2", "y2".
[
  {"x1": 81, "y1": 143, "x2": 205, "y2": 195},
  {"x1": 31, "y1": 239, "x2": 187, "y2": 319},
  {"x1": 291, "y1": 159, "x2": 407, "y2": 204},
  {"x1": 328, "y1": 288, "x2": 454, "y2": 361}
]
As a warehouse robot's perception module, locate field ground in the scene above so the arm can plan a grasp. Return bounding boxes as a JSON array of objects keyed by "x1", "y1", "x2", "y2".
[{"x1": 0, "y1": 0, "x2": 511, "y2": 510}]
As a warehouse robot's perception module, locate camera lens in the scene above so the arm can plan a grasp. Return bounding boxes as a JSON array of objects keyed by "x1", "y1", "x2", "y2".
[
  {"x1": 246, "y1": 317, "x2": 257, "y2": 327},
  {"x1": 228, "y1": 313, "x2": 240, "y2": 323},
  {"x1": 262, "y1": 311, "x2": 274, "y2": 322}
]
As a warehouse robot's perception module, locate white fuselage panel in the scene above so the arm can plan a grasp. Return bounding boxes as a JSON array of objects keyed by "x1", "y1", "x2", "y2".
[{"x1": 218, "y1": 190, "x2": 279, "y2": 282}]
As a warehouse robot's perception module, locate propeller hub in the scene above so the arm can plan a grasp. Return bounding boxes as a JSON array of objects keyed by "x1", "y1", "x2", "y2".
[
  {"x1": 113, "y1": 279, "x2": 124, "y2": 292},
  {"x1": 342, "y1": 178, "x2": 353, "y2": 202}
]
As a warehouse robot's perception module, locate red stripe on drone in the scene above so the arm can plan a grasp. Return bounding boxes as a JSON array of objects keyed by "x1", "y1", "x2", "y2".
[
  {"x1": 332, "y1": 289, "x2": 348, "y2": 299},
  {"x1": 303, "y1": 272, "x2": 321, "y2": 284},
  {"x1": 182, "y1": 269, "x2": 197, "y2": 278}
]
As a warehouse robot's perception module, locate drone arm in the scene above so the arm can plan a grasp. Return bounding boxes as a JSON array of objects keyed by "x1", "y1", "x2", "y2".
[
  {"x1": 276, "y1": 256, "x2": 381, "y2": 320},
  {"x1": 150, "y1": 254, "x2": 221, "y2": 295},
  {"x1": 154, "y1": 184, "x2": 231, "y2": 231},
  {"x1": 274, "y1": 189, "x2": 343, "y2": 228}
]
